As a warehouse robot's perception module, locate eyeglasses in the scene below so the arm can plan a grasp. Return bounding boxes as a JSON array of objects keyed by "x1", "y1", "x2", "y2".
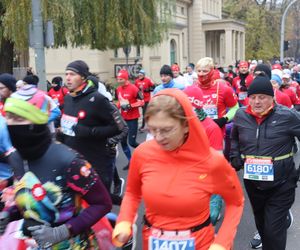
[{"x1": 147, "y1": 126, "x2": 178, "y2": 138}]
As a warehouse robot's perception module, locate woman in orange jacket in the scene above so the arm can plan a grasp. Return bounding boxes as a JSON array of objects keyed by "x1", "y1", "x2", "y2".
[{"x1": 112, "y1": 88, "x2": 244, "y2": 250}]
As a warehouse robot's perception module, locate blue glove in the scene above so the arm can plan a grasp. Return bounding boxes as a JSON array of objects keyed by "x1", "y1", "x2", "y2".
[{"x1": 0, "y1": 116, "x2": 13, "y2": 155}]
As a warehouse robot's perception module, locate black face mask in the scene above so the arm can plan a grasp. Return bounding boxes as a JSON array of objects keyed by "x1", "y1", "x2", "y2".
[
  {"x1": 8, "y1": 124, "x2": 51, "y2": 160},
  {"x1": 53, "y1": 85, "x2": 61, "y2": 91}
]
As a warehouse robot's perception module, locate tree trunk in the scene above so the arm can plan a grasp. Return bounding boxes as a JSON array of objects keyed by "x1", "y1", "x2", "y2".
[{"x1": 0, "y1": 38, "x2": 14, "y2": 74}]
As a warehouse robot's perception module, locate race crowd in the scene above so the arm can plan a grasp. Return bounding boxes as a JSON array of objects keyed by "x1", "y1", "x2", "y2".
[{"x1": 0, "y1": 57, "x2": 300, "y2": 250}]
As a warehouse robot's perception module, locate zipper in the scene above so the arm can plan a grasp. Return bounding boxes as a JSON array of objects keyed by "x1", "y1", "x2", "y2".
[{"x1": 256, "y1": 125, "x2": 260, "y2": 154}]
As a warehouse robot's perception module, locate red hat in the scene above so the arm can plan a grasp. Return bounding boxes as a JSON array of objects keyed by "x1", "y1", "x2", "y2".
[
  {"x1": 183, "y1": 86, "x2": 204, "y2": 109},
  {"x1": 117, "y1": 69, "x2": 129, "y2": 80},
  {"x1": 171, "y1": 64, "x2": 180, "y2": 71},
  {"x1": 272, "y1": 64, "x2": 282, "y2": 70},
  {"x1": 239, "y1": 61, "x2": 249, "y2": 68}
]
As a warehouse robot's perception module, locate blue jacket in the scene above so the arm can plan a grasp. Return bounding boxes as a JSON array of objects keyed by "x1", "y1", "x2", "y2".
[{"x1": 153, "y1": 80, "x2": 185, "y2": 95}]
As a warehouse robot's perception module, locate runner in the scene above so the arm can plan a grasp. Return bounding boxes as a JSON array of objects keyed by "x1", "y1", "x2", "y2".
[
  {"x1": 195, "y1": 57, "x2": 239, "y2": 129},
  {"x1": 112, "y1": 89, "x2": 244, "y2": 250},
  {"x1": 232, "y1": 61, "x2": 254, "y2": 107},
  {"x1": 171, "y1": 64, "x2": 189, "y2": 87},
  {"x1": 1, "y1": 87, "x2": 112, "y2": 249},
  {"x1": 230, "y1": 75, "x2": 300, "y2": 250},
  {"x1": 134, "y1": 69, "x2": 155, "y2": 132},
  {"x1": 62, "y1": 60, "x2": 122, "y2": 190},
  {"x1": 116, "y1": 69, "x2": 144, "y2": 170},
  {"x1": 153, "y1": 65, "x2": 185, "y2": 94},
  {"x1": 47, "y1": 76, "x2": 69, "y2": 110},
  {"x1": 183, "y1": 63, "x2": 197, "y2": 86}
]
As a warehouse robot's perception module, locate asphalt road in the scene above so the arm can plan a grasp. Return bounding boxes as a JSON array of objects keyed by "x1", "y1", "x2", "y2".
[{"x1": 114, "y1": 131, "x2": 300, "y2": 250}]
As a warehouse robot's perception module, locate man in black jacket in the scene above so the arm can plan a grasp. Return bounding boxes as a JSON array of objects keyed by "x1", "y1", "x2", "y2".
[
  {"x1": 230, "y1": 76, "x2": 300, "y2": 250},
  {"x1": 61, "y1": 60, "x2": 123, "y2": 191}
]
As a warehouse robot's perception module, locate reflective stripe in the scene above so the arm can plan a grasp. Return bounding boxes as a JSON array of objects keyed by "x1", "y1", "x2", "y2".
[{"x1": 241, "y1": 152, "x2": 294, "y2": 161}]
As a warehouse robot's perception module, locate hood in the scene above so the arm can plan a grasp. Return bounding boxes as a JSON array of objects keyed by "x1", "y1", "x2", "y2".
[{"x1": 154, "y1": 88, "x2": 211, "y2": 160}]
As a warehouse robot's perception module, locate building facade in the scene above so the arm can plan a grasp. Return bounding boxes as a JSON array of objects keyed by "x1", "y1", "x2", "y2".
[{"x1": 29, "y1": 0, "x2": 245, "y2": 84}]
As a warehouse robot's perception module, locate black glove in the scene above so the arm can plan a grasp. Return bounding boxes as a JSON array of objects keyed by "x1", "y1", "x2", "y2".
[
  {"x1": 240, "y1": 86, "x2": 247, "y2": 92},
  {"x1": 121, "y1": 104, "x2": 131, "y2": 111},
  {"x1": 28, "y1": 224, "x2": 70, "y2": 249},
  {"x1": 0, "y1": 211, "x2": 10, "y2": 235},
  {"x1": 73, "y1": 124, "x2": 91, "y2": 137},
  {"x1": 230, "y1": 157, "x2": 244, "y2": 171},
  {"x1": 213, "y1": 117, "x2": 228, "y2": 128}
]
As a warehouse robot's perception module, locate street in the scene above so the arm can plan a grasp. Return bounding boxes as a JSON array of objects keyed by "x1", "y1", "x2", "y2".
[{"x1": 114, "y1": 131, "x2": 300, "y2": 250}]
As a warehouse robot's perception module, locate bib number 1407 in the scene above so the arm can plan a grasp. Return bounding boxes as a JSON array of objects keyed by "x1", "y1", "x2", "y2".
[{"x1": 149, "y1": 237, "x2": 195, "y2": 250}]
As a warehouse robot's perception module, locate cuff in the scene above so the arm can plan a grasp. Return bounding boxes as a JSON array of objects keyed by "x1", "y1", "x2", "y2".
[
  {"x1": 112, "y1": 221, "x2": 132, "y2": 247},
  {"x1": 208, "y1": 243, "x2": 226, "y2": 250}
]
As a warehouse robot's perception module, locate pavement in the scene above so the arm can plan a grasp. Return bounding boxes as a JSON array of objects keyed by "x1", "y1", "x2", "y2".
[{"x1": 113, "y1": 131, "x2": 300, "y2": 250}]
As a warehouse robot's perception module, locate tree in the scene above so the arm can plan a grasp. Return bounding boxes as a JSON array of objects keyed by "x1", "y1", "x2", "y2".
[
  {"x1": 223, "y1": 0, "x2": 300, "y2": 61},
  {"x1": 0, "y1": 0, "x2": 170, "y2": 73}
]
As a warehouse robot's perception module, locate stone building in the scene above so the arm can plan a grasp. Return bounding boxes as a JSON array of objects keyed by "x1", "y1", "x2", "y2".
[{"x1": 28, "y1": 0, "x2": 245, "y2": 84}]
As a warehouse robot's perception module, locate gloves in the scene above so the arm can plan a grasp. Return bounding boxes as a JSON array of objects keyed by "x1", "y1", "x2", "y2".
[
  {"x1": 230, "y1": 157, "x2": 244, "y2": 171},
  {"x1": 0, "y1": 115, "x2": 13, "y2": 155},
  {"x1": 0, "y1": 211, "x2": 10, "y2": 235},
  {"x1": 28, "y1": 224, "x2": 70, "y2": 249},
  {"x1": 73, "y1": 124, "x2": 91, "y2": 137},
  {"x1": 213, "y1": 117, "x2": 228, "y2": 128},
  {"x1": 121, "y1": 104, "x2": 131, "y2": 111},
  {"x1": 240, "y1": 86, "x2": 247, "y2": 92}
]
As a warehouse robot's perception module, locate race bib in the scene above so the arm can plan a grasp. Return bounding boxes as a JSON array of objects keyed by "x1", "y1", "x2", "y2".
[
  {"x1": 238, "y1": 92, "x2": 247, "y2": 100},
  {"x1": 244, "y1": 158, "x2": 274, "y2": 181},
  {"x1": 203, "y1": 104, "x2": 218, "y2": 119},
  {"x1": 149, "y1": 229, "x2": 195, "y2": 250},
  {"x1": 61, "y1": 114, "x2": 78, "y2": 136}
]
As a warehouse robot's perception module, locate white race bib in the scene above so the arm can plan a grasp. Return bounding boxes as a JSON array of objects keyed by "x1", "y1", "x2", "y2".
[
  {"x1": 61, "y1": 114, "x2": 78, "y2": 136},
  {"x1": 203, "y1": 104, "x2": 218, "y2": 119},
  {"x1": 238, "y1": 92, "x2": 247, "y2": 100},
  {"x1": 244, "y1": 158, "x2": 274, "y2": 181},
  {"x1": 149, "y1": 228, "x2": 195, "y2": 250}
]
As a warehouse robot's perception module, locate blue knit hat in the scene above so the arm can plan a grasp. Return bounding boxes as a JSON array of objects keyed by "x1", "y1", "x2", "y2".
[{"x1": 271, "y1": 74, "x2": 282, "y2": 86}]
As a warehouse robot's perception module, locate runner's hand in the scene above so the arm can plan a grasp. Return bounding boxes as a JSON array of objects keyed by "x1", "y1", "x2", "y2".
[
  {"x1": 230, "y1": 157, "x2": 244, "y2": 171},
  {"x1": 213, "y1": 117, "x2": 228, "y2": 128}
]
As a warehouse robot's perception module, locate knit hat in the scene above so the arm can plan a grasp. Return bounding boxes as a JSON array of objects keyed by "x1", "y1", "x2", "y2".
[
  {"x1": 239, "y1": 61, "x2": 248, "y2": 68},
  {"x1": 253, "y1": 64, "x2": 271, "y2": 79},
  {"x1": 183, "y1": 86, "x2": 204, "y2": 109},
  {"x1": 0, "y1": 73, "x2": 17, "y2": 92},
  {"x1": 271, "y1": 74, "x2": 282, "y2": 86},
  {"x1": 4, "y1": 85, "x2": 49, "y2": 124},
  {"x1": 272, "y1": 64, "x2": 282, "y2": 70},
  {"x1": 66, "y1": 60, "x2": 90, "y2": 78},
  {"x1": 51, "y1": 76, "x2": 63, "y2": 85},
  {"x1": 160, "y1": 65, "x2": 173, "y2": 78},
  {"x1": 139, "y1": 69, "x2": 145, "y2": 75},
  {"x1": 247, "y1": 76, "x2": 274, "y2": 97},
  {"x1": 117, "y1": 69, "x2": 129, "y2": 80},
  {"x1": 271, "y1": 69, "x2": 282, "y2": 79},
  {"x1": 171, "y1": 64, "x2": 180, "y2": 71},
  {"x1": 23, "y1": 75, "x2": 39, "y2": 86}
]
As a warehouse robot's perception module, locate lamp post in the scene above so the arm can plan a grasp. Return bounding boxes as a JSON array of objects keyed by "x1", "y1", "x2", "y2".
[{"x1": 280, "y1": 0, "x2": 298, "y2": 62}]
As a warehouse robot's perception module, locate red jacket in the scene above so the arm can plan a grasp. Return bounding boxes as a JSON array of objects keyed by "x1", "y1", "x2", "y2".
[
  {"x1": 116, "y1": 82, "x2": 144, "y2": 120},
  {"x1": 232, "y1": 74, "x2": 254, "y2": 106},
  {"x1": 48, "y1": 87, "x2": 69, "y2": 108},
  {"x1": 134, "y1": 77, "x2": 154, "y2": 102}
]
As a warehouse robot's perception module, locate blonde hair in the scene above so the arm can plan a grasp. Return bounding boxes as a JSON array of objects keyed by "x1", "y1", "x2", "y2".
[
  {"x1": 145, "y1": 95, "x2": 186, "y2": 123},
  {"x1": 196, "y1": 57, "x2": 214, "y2": 70}
]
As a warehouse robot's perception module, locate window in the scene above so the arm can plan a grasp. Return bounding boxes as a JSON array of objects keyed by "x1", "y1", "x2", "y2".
[
  {"x1": 136, "y1": 46, "x2": 141, "y2": 57},
  {"x1": 170, "y1": 39, "x2": 177, "y2": 65},
  {"x1": 114, "y1": 49, "x2": 118, "y2": 58},
  {"x1": 181, "y1": 7, "x2": 184, "y2": 15}
]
